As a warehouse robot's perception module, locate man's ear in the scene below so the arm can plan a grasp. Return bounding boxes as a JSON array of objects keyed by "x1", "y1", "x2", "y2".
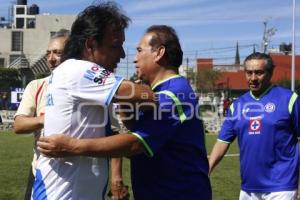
[
  {"x1": 154, "y1": 46, "x2": 166, "y2": 62},
  {"x1": 85, "y1": 38, "x2": 96, "y2": 54}
]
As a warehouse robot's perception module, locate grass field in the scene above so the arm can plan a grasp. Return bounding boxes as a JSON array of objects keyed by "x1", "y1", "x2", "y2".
[{"x1": 0, "y1": 131, "x2": 240, "y2": 200}]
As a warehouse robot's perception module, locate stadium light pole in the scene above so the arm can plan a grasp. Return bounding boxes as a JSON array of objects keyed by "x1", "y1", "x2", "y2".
[{"x1": 291, "y1": 0, "x2": 296, "y2": 91}]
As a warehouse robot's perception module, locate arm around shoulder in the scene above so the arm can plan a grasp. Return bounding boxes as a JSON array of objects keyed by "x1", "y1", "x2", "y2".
[{"x1": 113, "y1": 80, "x2": 155, "y2": 103}]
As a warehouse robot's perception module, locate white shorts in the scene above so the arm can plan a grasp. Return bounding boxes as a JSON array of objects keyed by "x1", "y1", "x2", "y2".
[{"x1": 239, "y1": 190, "x2": 297, "y2": 200}]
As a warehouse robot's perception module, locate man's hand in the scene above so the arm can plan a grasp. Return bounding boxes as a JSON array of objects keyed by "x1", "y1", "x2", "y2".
[
  {"x1": 37, "y1": 134, "x2": 78, "y2": 157},
  {"x1": 108, "y1": 180, "x2": 130, "y2": 200}
]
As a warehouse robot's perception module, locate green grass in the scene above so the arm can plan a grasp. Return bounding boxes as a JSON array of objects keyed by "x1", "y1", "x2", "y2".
[
  {"x1": 206, "y1": 134, "x2": 240, "y2": 200},
  {"x1": 0, "y1": 131, "x2": 33, "y2": 200},
  {"x1": 0, "y1": 131, "x2": 241, "y2": 200}
]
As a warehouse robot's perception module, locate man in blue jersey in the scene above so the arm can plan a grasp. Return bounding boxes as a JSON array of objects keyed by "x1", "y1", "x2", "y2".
[
  {"x1": 209, "y1": 52, "x2": 300, "y2": 200},
  {"x1": 37, "y1": 25, "x2": 212, "y2": 200}
]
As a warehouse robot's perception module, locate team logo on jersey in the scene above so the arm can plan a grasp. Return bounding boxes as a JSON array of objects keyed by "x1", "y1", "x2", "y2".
[
  {"x1": 248, "y1": 116, "x2": 262, "y2": 135},
  {"x1": 264, "y1": 102, "x2": 275, "y2": 113}
]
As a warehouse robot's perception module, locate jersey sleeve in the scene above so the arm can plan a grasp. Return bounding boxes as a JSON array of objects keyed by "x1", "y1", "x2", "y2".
[
  {"x1": 69, "y1": 64, "x2": 123, "y2": 106},
  {"x1": 14, "y1": 80, "x2": 36, "y2": 118},
  {"x1": 131, "y1": 92, "x2": 182, "y2": 157},
  {"x1": 290, "y1": 93, "x2": 300, "y2": 137},
  {"x1": 218, "y1": 102, "x2": 237, "y2": 143}
]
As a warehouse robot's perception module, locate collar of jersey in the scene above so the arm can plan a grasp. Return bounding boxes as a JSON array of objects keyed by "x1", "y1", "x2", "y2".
[
  {"x1": 151, "y1": 74, "x2": 181, "y2": 90},
  {"x1": 250, "y1": 84, "x2": 274, "y2": 100}
]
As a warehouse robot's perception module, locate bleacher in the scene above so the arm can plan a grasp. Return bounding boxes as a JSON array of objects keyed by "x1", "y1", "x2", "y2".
[{"x1": 0, "y1": 110, "x2": 15, "y2": 131}]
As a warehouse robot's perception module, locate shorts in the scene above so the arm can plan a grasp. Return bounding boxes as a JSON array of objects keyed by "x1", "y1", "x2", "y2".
[{"x1": 239, "y1": 190, "x2": 297, "y2": 200}]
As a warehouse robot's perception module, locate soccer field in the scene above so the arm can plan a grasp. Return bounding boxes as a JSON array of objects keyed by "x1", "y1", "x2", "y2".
[{"x1": 0, "y1": 131, "x2": 240, "y2": 200}]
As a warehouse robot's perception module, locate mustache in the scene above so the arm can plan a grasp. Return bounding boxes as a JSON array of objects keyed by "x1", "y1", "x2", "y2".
[{"x1": 249, "y1": 80, "x2": 259, "y2": 84}]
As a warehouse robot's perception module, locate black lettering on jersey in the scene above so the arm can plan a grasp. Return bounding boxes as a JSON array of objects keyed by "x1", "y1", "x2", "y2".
[{"x1": 93, "y1": 70, "x2": 111, "y2": 85}]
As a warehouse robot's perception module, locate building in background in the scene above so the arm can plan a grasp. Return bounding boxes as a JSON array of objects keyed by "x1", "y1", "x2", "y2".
[
  {"x1": 197, "y1": 53, "x2": 300, "y2": 97},
  {"x1": 0, "y1": 0, "x2": 75, "y2": 85}
]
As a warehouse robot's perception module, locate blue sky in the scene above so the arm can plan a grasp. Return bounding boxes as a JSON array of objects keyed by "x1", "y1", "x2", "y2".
[{"x1": 0, "y1": 0, "x2": 299, "y2": 77}]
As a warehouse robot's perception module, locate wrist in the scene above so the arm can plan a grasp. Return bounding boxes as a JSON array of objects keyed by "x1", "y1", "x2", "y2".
[
  {"x1": 111, "y1": 178, "x2": 123, "y2": 187},
  {"x1": 71, "y1": 138, "x2": 82, "y2": 155},
  {"x1": 111, "y1": 177, "x2": 123, "y2": 184},
  {"x1": 37, "y1": 115, "x2": 44, "y2": 127}
]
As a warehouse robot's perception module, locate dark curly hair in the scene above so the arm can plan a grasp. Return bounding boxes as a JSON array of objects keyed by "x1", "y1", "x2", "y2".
[{"x1": 61, "y1": 1, "x2": 130, "y2": 62}]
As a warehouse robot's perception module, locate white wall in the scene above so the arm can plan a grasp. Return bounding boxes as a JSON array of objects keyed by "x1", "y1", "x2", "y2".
[{"x1": 0, "y1": 14, "x2": 75, "y2": 67}]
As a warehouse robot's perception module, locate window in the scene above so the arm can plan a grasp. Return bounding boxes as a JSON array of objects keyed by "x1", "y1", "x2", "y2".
[
  {"x1": 27, "y1": 18, "x2": 35, "y2": 28},
  {"x1": 16, "y1": 17, "x2": 24, "y2": 28},
  {"x1": 16, "y1": 7, "x2": 25, "y2": 14},
  {"x1": 9, "y1": 55, "x2": 20, "y2": 65},
  {"x1": 11, "y1": 31, "x2": 23, "y2": 51}
]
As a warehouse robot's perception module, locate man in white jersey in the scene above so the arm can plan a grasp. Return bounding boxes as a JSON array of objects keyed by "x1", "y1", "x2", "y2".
[
  {"x1": 32, "y1": 2, "x2": 154, "y2": 200},
  {"x1": 14, "y1": 29, "x2": 69, "y2": 200}
]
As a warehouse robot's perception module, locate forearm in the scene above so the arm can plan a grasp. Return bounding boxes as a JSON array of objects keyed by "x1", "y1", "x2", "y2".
[
  {"x1": 111, "y1": 158, "x2": 124, "y2": 184},
  {"x1": 209, "y1": 141, "x2": 230, "y2": 175},
  {"x1": 74, "y1": 134, "x2": 144, "y2": 157},
  {"x1": 14, "y1": 115, "x2": 43, "y2": 134}
]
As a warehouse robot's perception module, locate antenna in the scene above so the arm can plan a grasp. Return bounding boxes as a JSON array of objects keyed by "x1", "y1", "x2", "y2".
[{"x1": 261, "y1": 18, "x2": 277, "y2": 53}]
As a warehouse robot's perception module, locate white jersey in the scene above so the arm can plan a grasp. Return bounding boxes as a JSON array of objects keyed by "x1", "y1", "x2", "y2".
[{"x1": 32, "y1": 59, "x2": 123, "y2": 200}]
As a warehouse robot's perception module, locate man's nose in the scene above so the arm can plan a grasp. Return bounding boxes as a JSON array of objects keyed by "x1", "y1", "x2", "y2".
[
  {"x1": 47, "y1": 52, "x2": 54, "y2": 62},
  {"x1": 120, "y1": 47, "x2": 125, "y2": 59},
  {"x1": 133, "y1": 54, "x2": 138, "y2": 64},
  {"x1": 250, "y1": 73, "x2": 258, "y2": 81}
]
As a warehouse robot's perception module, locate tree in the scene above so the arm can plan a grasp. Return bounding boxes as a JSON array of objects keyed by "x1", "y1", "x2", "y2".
[
  {"x1": 276, "y1": 78, "x2": 300, "y2": 95},
  {"x1": 35, "y1": 72, "x2": 50, "y2": 79},
  {"x1": 0, "y1": 68, "x2": 22, "y2": 92},
  {"x1": 196, "y1": 69, "x2": 221, "y2": 92}
]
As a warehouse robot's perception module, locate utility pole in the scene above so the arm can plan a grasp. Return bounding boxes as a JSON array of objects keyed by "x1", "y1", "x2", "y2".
[
  {"x1": 235, "y1": 42, "x2": 240, "y2": 65},
  {"x1": 262, "y1": 21, "x2": 267, "y2": 53},
  {"x1": 261, "y1": 19, "x2": 276, "y2": 53},
  {"x1": 194, "y1": 51, "x2": 198, "y2": 91},
  {"x1": 291, "y1": 0, "x2": 296, "y2": 91},
  {"x1": 186, "y1": 57, "x2": 189, "y2": 78}
]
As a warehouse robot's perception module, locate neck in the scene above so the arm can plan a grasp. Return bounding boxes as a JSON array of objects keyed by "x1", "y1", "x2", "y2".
[{"x1": 150, "y1": 66, "x2": 178, "y2": 88}]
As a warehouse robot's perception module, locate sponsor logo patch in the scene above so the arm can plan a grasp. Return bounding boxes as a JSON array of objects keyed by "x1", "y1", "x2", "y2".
[
  {"x1": 83, "y1": 67, "x2": 111, "y2": 85},
  {"x1": 248, "y1": 116, "x2": 262, "y2": 135}
]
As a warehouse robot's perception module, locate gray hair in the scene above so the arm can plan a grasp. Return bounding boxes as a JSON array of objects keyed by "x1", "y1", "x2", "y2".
[
  {"x1": 244, "y1": 52, "x2": 275, "y2": 74},
  {"x1": 51, "y1": 29, "x2": 70, "y2": 39}
]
